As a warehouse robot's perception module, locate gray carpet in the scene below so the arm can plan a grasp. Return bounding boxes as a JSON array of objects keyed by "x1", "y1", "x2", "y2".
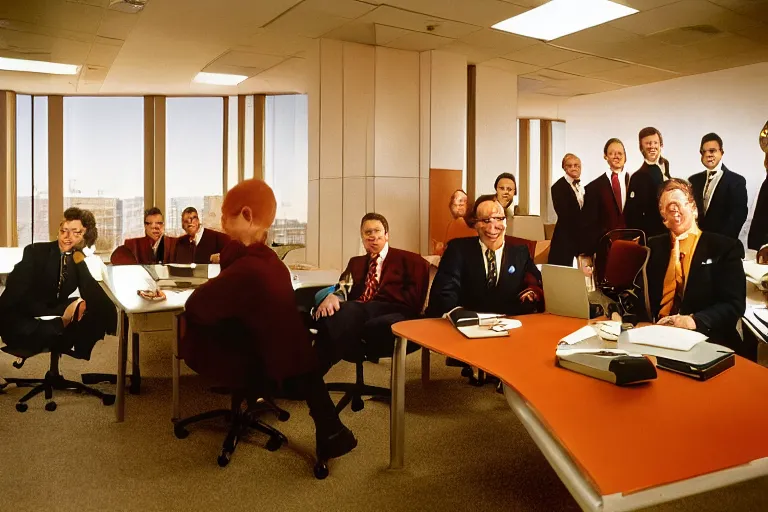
[{"x1": 1, "y1": 331, "x2": 766, "y2": 512}]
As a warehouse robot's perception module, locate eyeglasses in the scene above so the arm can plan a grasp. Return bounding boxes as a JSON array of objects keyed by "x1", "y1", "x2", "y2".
[
  {"x1": 477, "y1": 216, "x2": 506, "y2": 225},
  {"x1": 700, "y1": 148, "x2": 721, "y2": 155},
  {"x1": 59, "y1": 228, "x2": 84, "y2": 237}
]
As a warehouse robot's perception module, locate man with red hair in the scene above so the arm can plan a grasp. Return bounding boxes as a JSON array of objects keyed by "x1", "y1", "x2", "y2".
[{"x1": 182, "y1": 179, "x2": 357, "y2": 462}]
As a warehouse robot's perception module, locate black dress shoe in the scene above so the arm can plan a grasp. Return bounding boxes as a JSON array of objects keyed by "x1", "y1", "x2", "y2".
[{"x1": 317, "y1": 426, "x2": 358, "y2": 460}]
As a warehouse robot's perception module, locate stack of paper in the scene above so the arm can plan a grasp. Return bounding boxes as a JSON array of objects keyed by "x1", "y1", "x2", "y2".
[{"x1": 625, "y1": 325, "x2": 708, "y2": 351}]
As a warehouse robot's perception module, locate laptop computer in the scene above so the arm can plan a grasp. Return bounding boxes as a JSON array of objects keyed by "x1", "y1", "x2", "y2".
[
  {"x1": 143, "y1": 264, "x2": 210, "y2": 289},
  {"x1": 541, "y1": 264, "x2": 590, "y2": 319}
]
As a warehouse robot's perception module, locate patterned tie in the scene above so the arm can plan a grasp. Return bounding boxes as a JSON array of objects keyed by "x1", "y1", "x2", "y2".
[
  {"x1": 485, "y1": 248, "x2": 497, "y2": 289},
  {"x1": 703, "y1": 171, "x2": 717, "y2": 213},
  {"x1": 572, "y1": 179, "x2": 584, "y2": 208},
  {"x1": 359, "y1": 253, "x2": 379, "y2": 303},
  {"x1": 611, "y1": 172, "x2": 623, "y2": 213},
  {"x1": 57, "y1": 252, "x2": 70, "y2": 299}
]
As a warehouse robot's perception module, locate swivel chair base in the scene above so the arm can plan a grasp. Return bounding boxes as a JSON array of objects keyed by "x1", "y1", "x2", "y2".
[{"x1": 326, "y1": 361, "x2": 390, "y2": 414}]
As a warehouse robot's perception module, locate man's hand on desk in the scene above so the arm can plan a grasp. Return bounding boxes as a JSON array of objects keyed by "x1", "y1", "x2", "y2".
[
  {"x1": 657, "y1": 314, "x2": 696, "y2": 330},
  {"x1": 210, "y1": 253, "x2": 221, "y2": 264},
  {"x1": 314, "y1": 293, "x2": 341, "y2": 320}
]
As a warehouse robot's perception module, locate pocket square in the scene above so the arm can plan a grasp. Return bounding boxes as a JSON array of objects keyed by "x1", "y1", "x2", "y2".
[{"x1": 702, "y1": 258, "x2": 713, "y2": 265}]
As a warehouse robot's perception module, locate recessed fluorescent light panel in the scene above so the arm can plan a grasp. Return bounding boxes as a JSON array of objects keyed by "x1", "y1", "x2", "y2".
[
  {"x1": 0, "y1": 57, "x2": 79, "y2": 75},
  {"x1": 492, "y1": 0, "x2": 638, "y2": 41},
  {"x1": 194, "y1": 72, "x2": 248, "y2": 86}
]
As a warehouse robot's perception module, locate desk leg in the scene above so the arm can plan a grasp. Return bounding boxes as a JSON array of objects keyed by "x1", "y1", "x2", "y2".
[
  {"x1": 421, "y1": 348, "x2": 430, "y2": 385},
  {"x1": 390, "y1": 335, "x2": 407, "y2": 469},
  {"x1": 115, "y1": 310, "x2": 128, "y2": 422},
  {"x1": 172, "y1": 314, "x2": 180, "y2": 423}
]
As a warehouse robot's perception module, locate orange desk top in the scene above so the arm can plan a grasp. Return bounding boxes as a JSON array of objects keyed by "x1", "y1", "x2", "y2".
[{"x1": 392, "y1": 314, "x2": 768, "y2": 497}]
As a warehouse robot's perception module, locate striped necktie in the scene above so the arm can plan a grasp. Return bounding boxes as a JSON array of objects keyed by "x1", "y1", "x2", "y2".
[
  {"x1": 485, "y1": 248, "x2": 497, "y2": 289},
  {"x1": 57, "y1": 252, "x2": 71, "y2": 299},
  {"x1": 359, "y1": 253, "x2": 379, "y2": 303}
]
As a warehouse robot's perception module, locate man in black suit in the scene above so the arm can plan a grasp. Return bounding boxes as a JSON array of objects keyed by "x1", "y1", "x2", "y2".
[
  {"x1": 688, "y1": 133, "x2": 748, "y2": 241},
  {"x1": 549, "y1": 153, "x2": 584, "y2": 266},
  {"x1": 748, "y1": 152, "x2": 768, "y2": 251},
  {"x1": 0, "y1": 208, "x2": 116, "y2": 360},
  {"x1": 647, "y1": 179, "x2": 745, "y2": 351},
  {"x1": 626, "y1": 127, "x2": 670, "y2": 238},
  {"x1": 427, "y1": 194, "x2": 543, "y2": 317}
]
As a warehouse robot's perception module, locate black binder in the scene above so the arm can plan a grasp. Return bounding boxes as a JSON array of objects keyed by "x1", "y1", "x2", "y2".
[{"x1": 655, "y1": 350, "x2": 735, "y2": 381}]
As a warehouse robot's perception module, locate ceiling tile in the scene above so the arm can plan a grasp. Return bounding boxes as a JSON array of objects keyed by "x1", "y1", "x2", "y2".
[
  {"x1": 551, "y1": 24, "x2": 641, "y2": 51},
  {"x1": 649, "y1": 26, "x2": 728, "y2": 46},
  {"x1": 0, "y1": 30, "x2": 91, "y2": 63},
  {"x1": 521, "y1": 69, "x2": 579, "y2": 81},
  {"x1": 440, "y1": 41, "x2": 508, "y2": 63},
  {"x1": 67, "y1": 0, "x2": 109, "y2": 7},
  {"x1": 499, "y1": 0, "x2": 549, "y2": 7},
  {"x1": 551, "y1": 56, "x2": 632, "y2": 75},
  {"x1": 671, "y1": 47, "x2": 768, "y2": 74},
  {"x1": 458, "y1": 28, "x2": 538, "y2": 53},
  {"x1": 97, "y1": 10, "x2": 137, "y2": 40},
  {"x1": 211, "y1": 50, "x2": 285, "y2": 70},
  {"x1": 0, "y1": 18, "x2": 95, "y2": 43},
  {"x1": 735, "y1": 23, "x2": 768, "y2": 45},
  {"x1": 482, "y1": 57, "x2": 541, "y2": 74},
  {"x1": 370, "y1": 0, "x2": 527, "y2": 27},
  {"x1": 302, "y1": 0, "x2": 374, "y2": 19},
  {"x1": 322, "y1": 21, "x2": 377, "y2": 46},
  {"x1": 38, "y1": 0, "x2": 105, "y2": 34},
  {"x1": 613, "y1": 0, "x2": 683, "y2": 10},
  {"x1": 517, "y1": 76, "x2": 547, "y2": 92},
  {"x1": 709, "y1": 1, "x2": 768, "y2": 24},
  {"x1": 588, "y1": 64, "x2": 680, "y2": 86},
  {"x1": 86, "y1": 41, "x2": 122, "y2": 67},
  {"x1": 82, "y1": 63, "x2": 108, "y2": 81},
  {"x1": 384, "y1": 31, "x2": 454, "y2": 52},
  {"x1": 266, "y1": 0, "x2": 374, "y2": 38},
  {"x1": 503, "y1": 43, "x2": 583, "y2": 67},
  {"x1": 235, "y1": 29, "x2": 314, "y2": 56},
  {"x1": 375, "y1": 24, "x2": 411, "y2": 45},
  {"x1": 357, "y1": 5, "x2": 480, "y2": 39}
]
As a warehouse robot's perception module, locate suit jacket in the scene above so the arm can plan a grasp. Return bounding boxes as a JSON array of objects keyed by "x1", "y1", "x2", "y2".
[
  {"x1": 647, "y1": 232, "x2": 745, "y2": 350},
  {"x1": 581, "y1": 172, "x2": 630, "y2": 256},
  {"x1": 748, "y1": 175, "x2": 768, "y2": 251},
  {"x1": 426, "y1": 236, "x2": 543, "y2": 317},
  {"x1": 174, "y1": 228, "x2": 231, "y2": 264},
  {"x1": 342, "y1": 247, "x2": 429, "y2": 315},
  {"x1": 113, "y1": 235, "x2": 176, "y2": 265},
  {"x1": 625, "y1": 160, "x2": 669, "y2": 239},
  {"x1": 549, "y1": 176, "x2": 582, "y2": 266},
  {"x1": 689, "y1": 164, "x2": 748, "y2": 241}
]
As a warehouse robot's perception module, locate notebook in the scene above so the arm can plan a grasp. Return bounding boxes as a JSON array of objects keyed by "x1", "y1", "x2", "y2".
[{"x1": 541, "y1": 264, "x2": 590, "y2": 319}]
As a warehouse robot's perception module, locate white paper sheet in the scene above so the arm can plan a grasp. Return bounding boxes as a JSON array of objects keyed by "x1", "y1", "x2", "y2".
[
  {"x1": 558, "y1": 325, "x2": 598, "y2": 345},
  {"x1": 625, "y1": 325, "x2": 708, "y2": 351}
]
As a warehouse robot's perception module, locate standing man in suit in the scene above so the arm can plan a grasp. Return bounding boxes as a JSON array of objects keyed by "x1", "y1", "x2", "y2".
[
  {"x1": 549, "y1": 153, "x2": 584, "y2": 266},
  {"x1": 173, "y1": 207, "x2": 230, "y2": 264},
  {"x1": 647, "y1": 179, "x2": 745, "y2": 351},
  {"x1": 581, "y1": 138, "x2": 631, "y2": 257},
  {"x1": 0, "y1": 208, "x2": 116, "y2": 360},
  {"x1": 427, "y1": 194, "x2": 543, "y2": 317},
  {"x1": 313, "y1": 213, "x2": 429, "y2": 372},
  {"x1": 626, "y1": 127, "x2": 670, "y2": 238},
  {"x1": 748, "y1": 152, "x2": 768, "y2": 251},
  {"x1": 689, "y1": 133, "x2": 748, "y2": 241},
  {"x1": 112, "y1": 207, "x2": 176, "y2": 264}
]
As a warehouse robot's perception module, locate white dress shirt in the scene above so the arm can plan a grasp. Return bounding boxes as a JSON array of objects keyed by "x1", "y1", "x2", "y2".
[
  {"x1": 151, "y1": 236, "x2": 162, "y2": 256},
  {"x1": 703, "y1": 163, "x2": 724, "y2": 214},
  {"x1": 479, "y1": 239, "x2": 504, "y2": 285},
  {"x1": 193, "y1": 226, "x2": 204, "y2": 246},
  {"x1": 565, "y1": 175, "x2": 584, "y2": 208},
  {"x1": 606, "y1": 169, "x2": 628, "y2": 208}
]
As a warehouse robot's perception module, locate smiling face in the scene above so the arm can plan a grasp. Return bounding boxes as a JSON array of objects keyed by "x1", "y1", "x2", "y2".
[
  {"x1": 182, "y1": 211, "x2": 201, "y2": 237},
  {"x1": 659, "y1": 188, "x2": 696, "y2": 237},
  {"x1": 640, "y1": 133, "x2": 662, "y2": 163},
  {"x1": 604, "y1": 142, "x2": 626, "y2": 172},
  {"x1": 474, "y1": 200, "x2": 506, "y2": 250},
  {"x1": 563, "y1": 155, "x2": 582, "y2": 180},
  {"x1": 57, "y1": 219, "x2": 85, "y2": 253},
  {"x1": 700, "y1": 140, "x2": 723, "y2": 170}
]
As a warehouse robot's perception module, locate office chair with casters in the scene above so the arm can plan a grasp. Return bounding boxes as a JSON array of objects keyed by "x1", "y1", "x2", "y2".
[{"x1": 0, "y1": 345, "x2": 115, "y2": 412}]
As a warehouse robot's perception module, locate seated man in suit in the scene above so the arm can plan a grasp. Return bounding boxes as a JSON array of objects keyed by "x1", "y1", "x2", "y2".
[
  {"x1": 313, "y1": 213, "x2": 428, "y2": 372},
  {"x1": 0, "y1": 207, "x2": 116, "y2": 360},
  {"x1": 549, "y1": 153, "x2": 584, "y2": 267},
  {"x1": 748, "y1": 152, "x2": 768, "y2": 251},
  {"x1": 173, "y1": 207, "x2": 230, "y2": 264},
  {"x1": 647, "y1": 178, "x2": 746, "y2": 351},
  {"x1": 112, "y1": 207, "x2": 175, "y2": 265},
  {"x1": 427, "y1": 194, "x2": 543, "y2": 318},
  {"x1": 688, "y1": 133, "x2": 748, "y2": 242},
  {"x1": 182, "y1": 179, "x2": 357, "y2": 461}
]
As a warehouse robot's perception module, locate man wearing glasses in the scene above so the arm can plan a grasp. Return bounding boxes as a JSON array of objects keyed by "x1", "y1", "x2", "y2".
[
  {"x1": 427, "y1": 194, "x2": 543, "y2": 318},
  {"x1": 646, "y1": 179, "x2": 745, "y2": 352},
  {"x1": 112, "y1": 207, "x2": 176, "y2": 264},
  {"x1": 173, "y1": 207, "x2": 230, "y2": 264},
  {"x1": 0, "y1": 208, "x2": 116, "y2": 360}
]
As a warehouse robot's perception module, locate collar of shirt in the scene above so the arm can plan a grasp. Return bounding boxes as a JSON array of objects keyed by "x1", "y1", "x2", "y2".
[
  {"x1": 673, "y1": 223, "x2": 702, "y2": 242},
  {"x1": 565, "y1": 175, "x2": 581, "y2": 187},
  {"x1": 705, "y1": 162, "x2": 723, "y2": 177},
  {"x1": 479, "y1": 238, "x2": 505, "y2": 284},
  {"x1": 194, "y1": 226, "x2": 205, "y2": 245}
]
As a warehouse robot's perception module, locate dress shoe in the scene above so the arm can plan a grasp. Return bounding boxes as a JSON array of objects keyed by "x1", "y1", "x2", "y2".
[{"x1": 317, "y1": 426, "x2": 358, "y2": 460}]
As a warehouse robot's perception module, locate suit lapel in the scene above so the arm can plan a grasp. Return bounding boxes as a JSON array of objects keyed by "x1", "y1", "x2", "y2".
[{"x1": 682, "y1": 233, "x2": 708, "y2": 304}]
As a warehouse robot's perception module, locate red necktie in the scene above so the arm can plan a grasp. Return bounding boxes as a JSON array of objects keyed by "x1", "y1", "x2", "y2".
[
  {"x1": 611, "y1": 172, "x2": 623, "y2": 213},
  {"x1": 359, "y1": 254, "x2": 379, "y2": 303}
]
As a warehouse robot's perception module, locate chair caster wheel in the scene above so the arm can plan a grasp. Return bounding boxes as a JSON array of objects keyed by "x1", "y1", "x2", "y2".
[
  {"x1": 45, "y1": 401, "x2": 57, "y2": 412},
  {"x1": 313, "y1": 461, "x2": 329, "y2": 480},
  {"x1": 460, "y1": 366, "x2": 473, "y2": 378},
  {"x1": 217, "y1": 453, "x2": 231, "y2": 467},
  {"x1": 16, "y1": 403, "x2": 28, "y2": 413},
  {"x1": 266, "y1": 436, "x2": 283, "y2": 452},
  {"x1": 351, "y1": 397, "x2": 365, "y2": 412},
  {"x1": 277, "y1": 410, "x2": 290, "y2": 422},
  {"x1": 102, "y1": 395, "x2": 116, "y2": 406},
  {"x1": 174, "y1": 426, "x2": 190, "y2": 439}
]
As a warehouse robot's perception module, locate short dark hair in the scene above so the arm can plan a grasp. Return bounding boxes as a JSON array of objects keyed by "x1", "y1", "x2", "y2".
[
  {"x1": 62, "y1": 207, "x2": 98, "y2": 247},
  {"x1": 493, "y1": 173, "x2": 517, "y2": 192},
  {"x1": 467, "y1": 194, "x2": 502, "y2": 228},
  {"x1": 448, "y1": 189, "x2": 467, "y2": 208},
  {"x1": 700, "y1": 132, "x2": 723, "y2": 152},
  {"x1": 182, "y1": 206, "x2": 198, "y2": 217},
  {"x1": 144, "y1": 207, "x2": 163, "y2": 223},
  {"x1": 657, "y1": 178, "x2": 698, "y2": 219},
  {"x1": 360, "y1": 213, "x2": 389, "y2": 234},
  {"x1": 603, "y1": 138, "x2": 625, "y2": 156},
  {"x1": 638, "y1": 127, "x2": 663, "y2": 146}
]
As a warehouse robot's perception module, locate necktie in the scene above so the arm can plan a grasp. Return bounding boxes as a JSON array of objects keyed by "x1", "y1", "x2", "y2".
[
  {"x1": 359, "y1": 253, "x2": 379, "y2": 303},
  {"x1": 671, "y1": 239, "x2": 684, "y2": 315},
  {"x1": 57, "y1": 252, "x2": 70, "y2": 299},
  {"x1": 572, "y1": 179, "x2": 583, "y2": 208},
  {"x1": 703, "y1": 171, "x2": 717, "y2": 212},
  {"x1": 611, "y1": 172, "x2": 623, "y2": 213},
  {"x1": 485, "y1": 248, "x2": 497, "y2": 289}
]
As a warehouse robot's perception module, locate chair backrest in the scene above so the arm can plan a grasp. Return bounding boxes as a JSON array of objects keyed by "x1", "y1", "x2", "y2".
[
  {"x1": 110, "y1": 245, "x2": 138, "y2": 265},
  {"x1": 598, "y1": 235, "x2": 652, "y2": 323},
  {"x1": 593, "y1": 228, "x2": 646, "y2": 286}
]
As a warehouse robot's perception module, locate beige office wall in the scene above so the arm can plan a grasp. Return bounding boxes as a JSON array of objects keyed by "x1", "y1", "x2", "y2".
[
  {"x1": 562, "y1": 62, "x2": 768, "y2": 244},
  {"x1": 0, "y1": 91, "x2": 16, "y2": 247},
  {"x1": 429, "y1": 51, "x2": 467, "y2": 174},
  {"x1": 474, "y1": 64, "x2": 518, "y2": 198},
  {"x1": 518, "y1": 92, "x2": 567, "y2": 120}
]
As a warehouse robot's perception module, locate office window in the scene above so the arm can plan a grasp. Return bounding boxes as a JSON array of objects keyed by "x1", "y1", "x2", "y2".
[
  {"x1": 264, "y1": 94, "x2": 308, "y2": 245},
  {"x1": 16, "y1": 95, "x2": 49, "y2": 247},
  {"x1": 243, "y1": 95, "x2": 255, "y2": 180},
  {"x1": 166, "y1": 97, "x2": 224, "y2": 236},
  {"x1": 528, "y1": 120, "x2": 541, "y2": 216},
  {"x1": 63, "y1": 97, "x2": 144, "y2": 254},
  {"x1": 227, "y1": 95, "x2": 238, "y2": 190},
  {"x1": 548, "y1": 121, "x2": 567, "y2": 222}
]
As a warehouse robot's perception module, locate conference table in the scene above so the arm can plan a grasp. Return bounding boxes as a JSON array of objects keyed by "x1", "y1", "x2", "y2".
[
  {"x1": 390, "y1": 314, "x2": 768, "y2": 512},
  {"x1": 100, "y1": 264, "x2": 339, "y2": 422}
]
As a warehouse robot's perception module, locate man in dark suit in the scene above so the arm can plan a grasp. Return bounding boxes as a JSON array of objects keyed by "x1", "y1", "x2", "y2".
[
  {"x1": 689, "y1": 133, "x2": 748, "y2": 241},
  {"x1": 748, "y1": 152, "x2": 768, "y2": 251},
  {"x1": 313, "y1": 213, "x2": 429, "y2": 371},
  {"x1": 626, "y1": 127, "x2": 670, "y2": 238},
  {"x1": 647, "y1": 179, "x2": 745, "y2": 352},
  {"x1": 0, "y1": 208, "x2": 116, "y2": 360},
  {"x1": 173, "y1": 207, "x2": 230, "y2": 264},
  {"x1": 427, "y1": 194, "x2": 543, "y2": 318},
  {"x1": 549, "y1": 153, "x2": 584, "y2": 266},
  {"x1": 111, "y1": 207, "x2": 176, "y2": 264},
  {"x1": 581, "y1": 138, "x2": 630, "y2": 257}
]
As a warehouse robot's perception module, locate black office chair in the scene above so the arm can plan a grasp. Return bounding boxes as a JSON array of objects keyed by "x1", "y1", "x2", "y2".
[{"x1": 0, "y1": 345, "x2": 115, "y2": 412}]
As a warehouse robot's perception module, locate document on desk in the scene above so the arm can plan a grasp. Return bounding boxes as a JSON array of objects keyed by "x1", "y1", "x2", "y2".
[
  {"x1": 444, "y1": 307, "x2": 521, "y2": 338},
  {"x1": 625, "y1": 325, "x2": 707, "y2": 351}
]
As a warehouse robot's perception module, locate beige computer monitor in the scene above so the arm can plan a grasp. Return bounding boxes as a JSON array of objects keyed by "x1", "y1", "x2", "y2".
[{"x1": 542, "y1": 264, "x2": 590, "y2": 319}]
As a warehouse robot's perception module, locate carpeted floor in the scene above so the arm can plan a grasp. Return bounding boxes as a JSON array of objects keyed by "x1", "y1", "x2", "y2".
[{"x1": 1, "y1": 330, "x2": 766, "y2": 512}]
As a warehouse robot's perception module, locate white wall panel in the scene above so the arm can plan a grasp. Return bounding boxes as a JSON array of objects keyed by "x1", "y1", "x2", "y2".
[
  {"x1": 319, "y1": 39, "x2": 343, "y2": 179},
  {"x1": 429, "y1": 51, "x2": 467, "y2": 173},
  {"x1": 342, "y1": 42, "x2": 375, "y2": 178},
  {"x1": 319, "y1": 177, "x2": 343, "y2": 269},
  {"x1": 374, "y1": 176, "x2": 420, "y2": 252}
]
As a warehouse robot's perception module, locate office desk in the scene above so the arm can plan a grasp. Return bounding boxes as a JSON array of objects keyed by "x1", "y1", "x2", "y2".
[
  {"x1": 390, "y1": 315, "x2": 768, "y2": 512},
  {"x1": 0, "y1": 247, "x2": 24, "y2": 289},
  {"x1": 743, "y1": 283, "x2": 768, "y2": 367}
]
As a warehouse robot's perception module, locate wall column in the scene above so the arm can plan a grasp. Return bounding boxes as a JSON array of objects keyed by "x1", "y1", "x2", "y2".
[{"x1": 0, "y1": 91, "x2": 16, "y2": 246}]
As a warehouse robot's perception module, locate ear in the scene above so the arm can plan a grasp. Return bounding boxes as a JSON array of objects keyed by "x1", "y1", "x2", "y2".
[{"x1": 242, "y1": 206, "x2": 253, "y2": 223}]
